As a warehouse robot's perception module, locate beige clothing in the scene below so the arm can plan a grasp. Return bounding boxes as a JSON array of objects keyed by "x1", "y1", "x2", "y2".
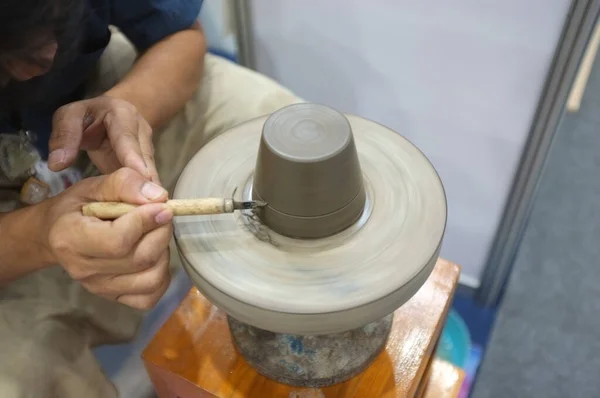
[{"x1": 0, "y1": 32, "x2": 300, "y2": 397}]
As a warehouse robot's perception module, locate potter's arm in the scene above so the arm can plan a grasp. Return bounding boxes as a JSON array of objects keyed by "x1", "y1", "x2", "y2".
[
  {"x1": 105, "y1": 21, "x2": 207, "y2": 133},
  {"x1": 0, "y1": 204, "x2": 54, "y2": 284}
]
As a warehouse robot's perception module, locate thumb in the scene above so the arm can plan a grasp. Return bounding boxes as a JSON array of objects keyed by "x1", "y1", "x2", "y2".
[
  {"x1": 86, "y1": 167, "x2": 168, "y2": 205},
  {"x1": 110, "y1": 202, "x2": 173, "y2": 248},
  {"x1": 48, "y1": 103, "x2": 87, "y2": 171}
]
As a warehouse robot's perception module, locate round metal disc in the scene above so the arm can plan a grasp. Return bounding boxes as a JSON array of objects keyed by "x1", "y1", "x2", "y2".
[{"x1": 173, "y1": 114, "x2": 447, "y2": 335}]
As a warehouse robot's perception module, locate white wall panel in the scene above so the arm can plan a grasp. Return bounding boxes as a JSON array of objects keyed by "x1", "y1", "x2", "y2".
[{"x1": 249, "y1": 0, "x2": 571, "y2": 284}]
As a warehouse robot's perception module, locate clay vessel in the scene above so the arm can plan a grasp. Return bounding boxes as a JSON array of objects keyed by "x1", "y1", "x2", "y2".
[{"x1": 252, "y1": 103, "x2": 366, "y2": 238}]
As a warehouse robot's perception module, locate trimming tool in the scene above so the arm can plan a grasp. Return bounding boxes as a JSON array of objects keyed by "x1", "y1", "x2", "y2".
[{"x1": 82, "y1": 196, "x2": 266, "y2": 220}]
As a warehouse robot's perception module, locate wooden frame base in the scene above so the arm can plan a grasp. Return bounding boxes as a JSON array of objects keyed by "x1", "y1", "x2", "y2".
[{"x1": 142, "y1": 259, "x2": 464, "y2": 397}]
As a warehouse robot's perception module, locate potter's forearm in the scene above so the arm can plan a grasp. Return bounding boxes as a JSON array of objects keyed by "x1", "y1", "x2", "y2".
[
  {"x1": 0, "y1": 204, "x2": 54, "y2": 284},
  {"x1": 106, "y1": 22, "x2": 206, "y2": 131}
]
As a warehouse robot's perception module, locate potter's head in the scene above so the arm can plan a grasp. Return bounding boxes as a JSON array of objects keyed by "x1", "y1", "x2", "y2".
[{"x1": 0, "y1": 0, "x2": 85, "y2": 110}]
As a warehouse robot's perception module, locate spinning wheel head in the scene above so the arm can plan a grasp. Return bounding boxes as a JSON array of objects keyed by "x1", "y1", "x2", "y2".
[
  {"x1": 172, "y1": 103, "x2": 447, "y2": 335},
  {"x1": 253, "y1": 103, "x2": 366, "y2": 238}
]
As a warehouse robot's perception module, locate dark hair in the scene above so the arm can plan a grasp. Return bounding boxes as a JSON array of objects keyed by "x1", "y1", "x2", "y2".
[
  {"x1": 0, "y1": 0, "x2": 85, "y2": 67},
  {"x1": 0, "y1": 0, "x2": 86, "y2": 111}
]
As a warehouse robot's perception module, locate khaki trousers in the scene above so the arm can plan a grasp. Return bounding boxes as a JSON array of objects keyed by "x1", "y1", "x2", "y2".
[{"x1": 0, "y1": 32, "x2": 301, "y2": 397}]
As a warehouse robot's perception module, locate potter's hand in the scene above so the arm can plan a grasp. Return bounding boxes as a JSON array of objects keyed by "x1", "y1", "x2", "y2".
[
  {"x1": 48, "y1": 96, "x2": 159, "y2": 183},
  {"x1": 42, "y1": 168, "x2": 173, "y2": 309}
]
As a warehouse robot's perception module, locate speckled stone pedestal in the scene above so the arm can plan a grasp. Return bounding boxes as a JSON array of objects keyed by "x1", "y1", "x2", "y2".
[{"x1": 228, "y1": 314, "x2": 394, "y2": 388}]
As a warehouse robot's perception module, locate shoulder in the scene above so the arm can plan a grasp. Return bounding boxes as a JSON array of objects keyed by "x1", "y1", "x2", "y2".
[{"x1": 109, "y1": 0, "x2": 204, "y2": 50}]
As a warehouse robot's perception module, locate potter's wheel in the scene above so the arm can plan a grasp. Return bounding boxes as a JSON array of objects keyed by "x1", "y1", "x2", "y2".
[{"x1": 173, "y1": 104, "x2": 447, "y2": 336}]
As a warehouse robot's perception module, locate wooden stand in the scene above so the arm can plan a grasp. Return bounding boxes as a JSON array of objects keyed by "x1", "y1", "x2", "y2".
[{"x1": 142, "y1": 259, "x2": 464, "y2": 397}]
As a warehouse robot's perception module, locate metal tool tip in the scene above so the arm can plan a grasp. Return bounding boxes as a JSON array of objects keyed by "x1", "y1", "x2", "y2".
[
  {"x1": 235, "y1": 200, "x2": 267, "y2": 210},
  {"x1": 254, "y1": 200, "x2": 267, "y2": 207}
]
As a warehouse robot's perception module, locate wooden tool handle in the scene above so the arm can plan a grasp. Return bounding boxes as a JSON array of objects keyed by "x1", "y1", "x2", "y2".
[{"x1": 82, "y1": 198, "x2": 235, "y2": 220}]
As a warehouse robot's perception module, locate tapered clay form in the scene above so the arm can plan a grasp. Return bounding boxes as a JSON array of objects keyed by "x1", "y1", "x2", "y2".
[{"x1": 253, "y1": 103, "x2": 366, "y2": 238}]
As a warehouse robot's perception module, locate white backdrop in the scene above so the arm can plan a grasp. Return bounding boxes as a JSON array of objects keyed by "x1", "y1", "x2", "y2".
[
  {"x1": 247, "y1": 0, "x2": 571, "y2": 286},
  {"x1": 198, "y1": 0, "x2": 238, "y2": 58}
]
